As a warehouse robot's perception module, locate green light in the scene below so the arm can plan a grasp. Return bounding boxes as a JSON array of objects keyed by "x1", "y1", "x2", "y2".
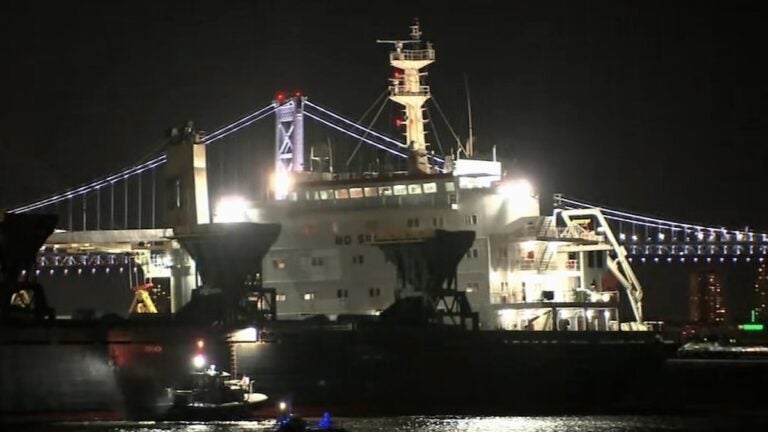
[{"x1": 739, "y1": 324, "x2": 764, "y2": 331}]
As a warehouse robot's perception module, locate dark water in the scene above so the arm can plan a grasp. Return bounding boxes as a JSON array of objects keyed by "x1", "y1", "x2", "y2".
[{"x1": 25, "y1": 415, "x2": 768, "y2": 432}]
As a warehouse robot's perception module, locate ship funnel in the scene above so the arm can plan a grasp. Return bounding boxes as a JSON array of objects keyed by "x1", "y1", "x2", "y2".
[
  {"x1": 375, "y1": 229, "x2": 479, "y2": 329},
  {"x1": 172, "y1": 222, "x2": 281, "y2": 324},
  {"x1": 0, "y1": 213, "x2": 57, "y2": 284},
  {"x1": 0, "y1": 213, "x2": 58, "y2": 319}
]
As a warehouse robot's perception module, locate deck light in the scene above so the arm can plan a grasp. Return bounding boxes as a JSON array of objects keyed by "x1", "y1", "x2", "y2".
[
  {"x1": 214, "y1": 195, "x2": 248, "y2": 223},
  {"x1": 192, "y1": 354, "x2": 206, "y2": 369}
]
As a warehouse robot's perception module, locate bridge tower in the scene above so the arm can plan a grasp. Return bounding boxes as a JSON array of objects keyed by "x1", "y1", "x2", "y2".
[
  {"x1": 274, "y1": 95, "x2": 305, "y2": 175},
  {"x1": 379, "y1": 20, "x2": 435, "y2": 174}
]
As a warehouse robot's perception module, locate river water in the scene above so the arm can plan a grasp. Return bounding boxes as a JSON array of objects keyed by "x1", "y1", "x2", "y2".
[{"x1": 27, "y1": 415, "x2": 768, "y2": 432}]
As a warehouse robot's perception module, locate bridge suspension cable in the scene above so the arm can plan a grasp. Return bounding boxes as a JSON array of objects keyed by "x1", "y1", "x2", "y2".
[
  {"x1": 303, "y1": 111, "x2": 408, "y2": 159},
  {"x1": 304, "y1": 100, "x2": 445, "y2": 169},
  {"x1": 556, "y1": 195, "x2": 767, "y2": 238},
  {"x1": 10, "y1": 103, "x2": 276, "y2": 214},
  {"x1": 10, "y1": 155, "x2": 168, "y2": 214},
  {"x1": 304, "y1": 100, "x2": 407, "y2": 148},
  {"x1": 202, "y1": 103, "x2": 276, "y2": 143}
]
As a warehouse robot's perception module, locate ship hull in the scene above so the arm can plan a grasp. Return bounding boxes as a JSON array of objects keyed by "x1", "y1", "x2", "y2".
[
  {"x1": 0, "y1": 320, "x2": 217, "y2": 422},
  {"x1": 233, "y1": 325, "x2": 673, "y2": 416}
]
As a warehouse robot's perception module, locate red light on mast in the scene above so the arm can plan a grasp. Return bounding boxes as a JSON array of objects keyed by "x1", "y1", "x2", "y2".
[
  {"x1": 395, "y1": 118, "x2": 404, "y2": 127},
  {"x1": 294, "y1": 90, "x2": 302, "y2": 97},
  {"x1": 276, "y1": 92, "x2": 286, "y2": 102}
]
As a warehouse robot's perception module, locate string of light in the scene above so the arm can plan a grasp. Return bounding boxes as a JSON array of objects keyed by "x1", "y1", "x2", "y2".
[
  {"x1": 558, "y1": 196, "x2": 763, "y2": 236},
  {"x1": 304, "y1": 103, "x2": 445, "y2": 167},
  {"x1": 11, "y1": 103, "x2": 275, "y2": 213},
  {"x1": 304, "y1": 100, "x2": 408, "y2": 149},
  {"x1": 203, "y1": 104, "x2": 276, "y2": 142},
  {"x1": 303, "y1": 111, "x2": 408, "y2": 159}
]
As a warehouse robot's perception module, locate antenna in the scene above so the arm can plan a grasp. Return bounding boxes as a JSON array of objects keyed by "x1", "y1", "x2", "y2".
[{"x1": 464, "y1": 74, "x2": 474, "y2": 158}]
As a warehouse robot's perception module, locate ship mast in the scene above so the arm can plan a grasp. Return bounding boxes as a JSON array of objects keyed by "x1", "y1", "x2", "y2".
[{"x1": 378, "y1": 20, "x2": 435, "y2": 174}]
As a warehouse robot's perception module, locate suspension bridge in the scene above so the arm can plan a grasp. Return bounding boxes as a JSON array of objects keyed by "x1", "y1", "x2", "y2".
[{"x1": 6, "y1": 95, "x2": 766, "y2": 263}]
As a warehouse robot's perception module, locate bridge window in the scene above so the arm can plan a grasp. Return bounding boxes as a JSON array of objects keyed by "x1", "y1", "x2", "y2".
[
  {"x1": 311, "y1": 257, "x2": 324, "y2": 266},
  {"x1": 408, "y1": 184, "x2": 423, "y2": 194},
  {"x1": 337, "y1": 289, "x2": 349, "y2": 298},
  {"x1": 432, "y1": 217, "x2": 444, "y2": 228},
  {"x1": 465, "y1": 214, "x2": 478, "y2": 225},
  {"x1": 407, "y1": 218, "x2": 420, "y2": 228},
  {"x1": 445, "y1": 182, "x2": 456, "y2": 192},
  {"x1": 335, "y1": 189, "x2": 349, "y2": 199},
  {"x1": 352, "y1": 254, "x2": 365, "y2": 264},
  {"x1": 423, "y1": 182, "x2": 437, "y2": 193},
  {"x1": 303, "y1": 292, "x2": 315, "y2": 301},
  {"x1": 319, "y1": 190, "x2": 331, "y2": 200},
  {"x1": 364, "y1": 187, "x2": 378, "y2": 197},
  {"x1": 273, "y1": 259, "x2": 286, "y2": 270},
  {"x1": 466, "y1": 282, "x2": 480, "y2": 293},
  {"x1": 393, "y1": 185, "x2": 407, "y2": 196},
  {"x1": 166, "y1": 178, "x2": 183, "y2": 210},
  {"x1": 349, "y1": 188, "x2": 364, "y2": 199},
  {"x1": 369, "y1": 287, "x2": 381, "y2": 297},
  {"x1": 276, "y1": 294, "x2": 287, "y2": 302},
  {"x1": 379, "y1": 186, "x2": 393, "y2": 196},
  {"x1": 465, "y1": 248, "x2": 479, "y2": 259}
]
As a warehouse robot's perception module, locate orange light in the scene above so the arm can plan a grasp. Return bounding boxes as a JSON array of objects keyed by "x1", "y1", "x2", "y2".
[
  {"x1": 276, "y1": 92, "x2": 285, "y2": 102},
  {"x1": 196, "y1": 339, "x2": 204, "y2": 349}
]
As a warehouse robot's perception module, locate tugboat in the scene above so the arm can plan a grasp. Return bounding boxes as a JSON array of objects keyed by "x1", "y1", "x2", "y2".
[{"x1": 162, "y1": 362, "x2": 268, "y2": 421}]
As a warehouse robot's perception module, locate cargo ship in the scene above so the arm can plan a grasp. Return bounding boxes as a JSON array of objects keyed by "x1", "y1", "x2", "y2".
[{"x1": 1, "y1": 21, "x2": 689, "y2": 421}]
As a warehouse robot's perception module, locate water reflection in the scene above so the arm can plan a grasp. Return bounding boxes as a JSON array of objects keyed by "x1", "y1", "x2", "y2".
[{"x1": 49, "y1": 415, "x2": 768, "y2": 432}]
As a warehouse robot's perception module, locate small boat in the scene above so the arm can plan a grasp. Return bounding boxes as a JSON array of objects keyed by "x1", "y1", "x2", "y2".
[
  {"x1": 275, "y1": 412, "x2": 349, "y2": 432},
  {"x1": 162, "y1": 366, "x2": 268, "y2": 421}
]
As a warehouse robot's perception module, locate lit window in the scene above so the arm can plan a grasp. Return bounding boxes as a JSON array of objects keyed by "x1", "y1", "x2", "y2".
[
  {"x1": 303, "y1": 292, "x2": 315, "y2": 301},
  {"x1": 319, "y1": 190, "x2": 330, "y2": 200},
  {"x1": 273, "y1": 259, "x2": 286, "y2": 269},
  {"x1": 364, "y1": 187, "x2": 378, "y2": 197},
  {"x1": 349, "y1": 188, "x2": 364, "y2": 199},
  {"x1": 276, "y1": 294, "x2": 287, "y2": 302},
  {"x1": 379, "y1": 186, "x2": 393, "y2": 196},
  {"x1": 465, "y1": 214, "x2": 478, "y2": 225},
  {"x1": 336, "y1": 289, "x2": 349, "y2": 298},
  {"x1": 335, "y1": 189, "x2": 349, "y2": 199},
  {"x1": 445, "y1": 182, "x2": 456, "y2": 192},
  {"x1": 423, "y1": 182, "x2": 437, "y2": 193},
  {"x1": 393, "y1": 185, "x2": 407, "y2": 195},
  {"x1": 408, "y1": 184, "x2": 423, "y2": 194}
]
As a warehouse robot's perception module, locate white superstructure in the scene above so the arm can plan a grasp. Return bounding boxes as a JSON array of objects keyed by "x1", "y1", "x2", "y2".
[{"x1": 216, "y1": 22, "x2": 646, "y2": 331}]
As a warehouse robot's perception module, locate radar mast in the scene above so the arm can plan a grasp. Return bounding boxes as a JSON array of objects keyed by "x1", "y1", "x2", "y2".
[{"x1": 378, "y1": 20, "x2": 435, "y2": 174}]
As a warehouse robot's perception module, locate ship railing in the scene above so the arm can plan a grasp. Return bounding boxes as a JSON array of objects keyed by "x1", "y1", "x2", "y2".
[
  {"x1": 390, "y1": 85, "x2": 431, "y2": 97},
  {"x1": 556, "y1": 226, "x2": 605, "y2": 243},
  {"x1": 390, "y1": 48, "x2": 435, "y2": 62}
]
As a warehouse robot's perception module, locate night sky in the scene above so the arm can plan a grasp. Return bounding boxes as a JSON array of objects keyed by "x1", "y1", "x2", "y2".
[{"x1": 2, "y1": 1, "x2": 767, "y2": 321}]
